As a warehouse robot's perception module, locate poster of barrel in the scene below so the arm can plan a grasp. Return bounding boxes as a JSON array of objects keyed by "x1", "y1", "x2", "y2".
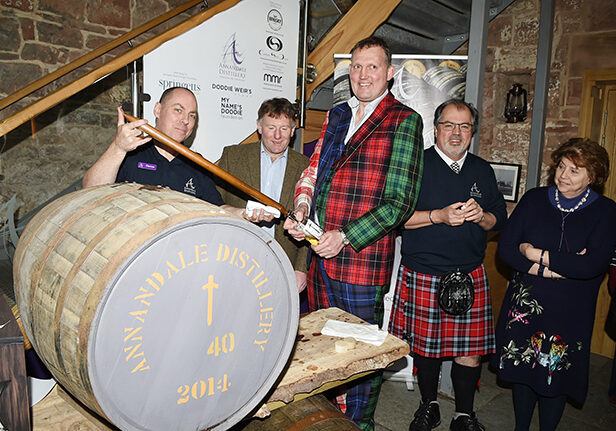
[{"x1": 333, "y1": 54, "x2": 468, "y2": 149}]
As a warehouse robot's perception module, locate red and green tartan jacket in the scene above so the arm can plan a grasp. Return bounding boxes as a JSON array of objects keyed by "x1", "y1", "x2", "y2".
[{"x1": 295, "y1": 92, "x2": 424, "y2": 285}]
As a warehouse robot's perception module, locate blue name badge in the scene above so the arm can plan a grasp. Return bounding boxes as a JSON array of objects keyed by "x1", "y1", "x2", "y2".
[{"x1": 137, "y1": 162, "x2": 157, "y2": 171}]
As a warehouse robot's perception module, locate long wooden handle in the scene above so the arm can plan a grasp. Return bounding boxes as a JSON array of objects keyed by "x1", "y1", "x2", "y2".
[{"x1": 123, "y1": 113, "x2": 289, "y2": 217}]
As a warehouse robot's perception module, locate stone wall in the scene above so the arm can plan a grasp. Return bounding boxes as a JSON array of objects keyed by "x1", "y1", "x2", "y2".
[
  {"x1": 474, "y1": 0, "x2": 616, "y2": 200},
  {"x1": 1, "y1": 0, "x2": 615, "y2": 220},
  {"x1": 0, "y1": 0, "x2": 217, "y2": 219}
]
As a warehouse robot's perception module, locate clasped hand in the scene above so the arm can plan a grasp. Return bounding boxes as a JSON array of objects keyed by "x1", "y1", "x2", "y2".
[{"x1": 439, "y1": 198, "x2": 484, "y2": 226}]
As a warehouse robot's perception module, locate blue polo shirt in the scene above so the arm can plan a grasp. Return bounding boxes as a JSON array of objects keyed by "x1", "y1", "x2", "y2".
[{"x1": 116, "y1": 143, "x2": 224, "y2": 205}]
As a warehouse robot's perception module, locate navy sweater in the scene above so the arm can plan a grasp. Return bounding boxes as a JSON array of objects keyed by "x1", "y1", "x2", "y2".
[{"x1": 401, "y1": 146, "x2": 507, "y2": 275}]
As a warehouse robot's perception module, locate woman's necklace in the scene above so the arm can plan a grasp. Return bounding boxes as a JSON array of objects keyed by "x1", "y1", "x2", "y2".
[{"x1": 554, "y1": 187, "x2": 590, "y2": 213}]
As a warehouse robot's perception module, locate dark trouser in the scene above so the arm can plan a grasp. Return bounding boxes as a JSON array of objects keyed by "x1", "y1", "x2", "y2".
[
  {"x1": 308, "y1": 257, "x2": 386, "y2": 431},
  {"x1": 512, "y1": 383, "x2": 567, "y2": 431}
]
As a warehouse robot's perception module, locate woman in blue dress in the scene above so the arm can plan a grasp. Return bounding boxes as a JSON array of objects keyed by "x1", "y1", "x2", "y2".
[{"x1": 494, "y1": 138, "x2": 616, "y2": 430}]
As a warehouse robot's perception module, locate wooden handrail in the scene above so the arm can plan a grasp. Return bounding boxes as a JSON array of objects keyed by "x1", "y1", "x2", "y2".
[
  {"x1": 0, "y1": 0, "x2": 205, "y2": 111},
  {"x1": 0, "y1": 0, "x2": 242, "y2": 137}
]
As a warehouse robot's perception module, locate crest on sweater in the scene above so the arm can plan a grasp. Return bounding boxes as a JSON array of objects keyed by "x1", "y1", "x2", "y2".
[{"x1": 470, "y1": 182, "x2": 482, "y2": 198}]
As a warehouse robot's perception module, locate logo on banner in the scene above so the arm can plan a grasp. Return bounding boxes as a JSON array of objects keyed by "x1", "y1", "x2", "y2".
[
  {"x1": 158, "y1": 72, "x2": 201, "y2": 94},
  {"x1": 267, "y1": 9, "x2": 283, "y2": 31},
  {"x1": 266, "y1": 36, "x2": 283, "y2": 52},
  {"x1": 259, "y1": 36, "x2": 286, "y2": 64},
  {"x1": 220, "y1": 97, "x2": 243, "y2": 119},
  {"x1": 219, "y1": 33, "x2": 246, "y2": 81},
  {"x1": 263, "y1": 73, "x2": 282, "y2": 86}
]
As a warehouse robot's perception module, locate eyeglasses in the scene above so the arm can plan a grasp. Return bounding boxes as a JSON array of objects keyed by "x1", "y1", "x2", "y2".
[{"x1": 438, "y1": 121, "x2": 473, "y2": 133}]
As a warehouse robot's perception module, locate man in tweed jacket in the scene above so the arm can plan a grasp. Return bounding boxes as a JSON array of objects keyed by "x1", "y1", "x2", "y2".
[
  {"x1": 217, "y1": 98, "x2": 309, "y2": 292},
  {"x1": 284, "y1": 36, "x2": 424, "y2": 430}
]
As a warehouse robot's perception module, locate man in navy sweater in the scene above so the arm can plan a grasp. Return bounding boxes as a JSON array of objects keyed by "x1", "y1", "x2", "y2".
[
  {"x1": 83, "y1": 87, "x2": 224, "y2": 206},
  {"x1": 389, "y1": 99, "x2": 507, "y2": 431}
]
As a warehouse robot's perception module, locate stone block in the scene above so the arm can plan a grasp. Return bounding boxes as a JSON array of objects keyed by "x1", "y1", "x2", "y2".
[
  {"x1": 0, "y1": 62, "x2": 43, "y2": 94},
  {"x1": 493, "y1": 124, "x2": 531, "y2": 163},
  {"x1": 20, "y1": 17, "x2": 35, "y2": 40},
  {"x1": 581, "y1": 0, "x2": 616, "y2": 32},
  {"x1": 38, "y1": 21, "x2": 83, "y2": 48},
  {"x1": 494, "y1": 47, "x2": 537, "y2": 73},
  {"x1": 0, "y1": 52, "x2": 19, "y2": 61},
  {"x1": 566, "y1": 78, "x2": 583, "y2": 106},
  {"x1": 86, "y1": 0, "x2": 130, "y2": 29},
  {"x1": 556, "y1": 0, "x2": 584, "y2": 12},
  {"x1": 22, "y1": 42, "x2": 69, "y2": 65},
  {"x1": 487, "y1": 14, "x2": 512, "y2": 46},
  {"x1": 0, "y1": 17, "x2": 21, "y2": 52},
  {"x1": 569, "y1": 32, "x2": 616, "y2": 78},
  {"x1": 0, "y1": 0, "x2": 34, "y2": 12},
  {"x1": 133, "y1": 0, "x2": 168, "y2": 27},
  {"x1": 552, "y1": 39, "x2": 569, "y2": 71},
  {"x1": 507, "y1": 0, "x2": 539, "y2": 16},
  {"x1": 485, "y1": 47, "x2": 495, "y2": 72},
  {"x1": 557, "y1": 11, "x2": 585, "y2": 36},
  {"x1": 546, "y1": 72, "x2": 562, "y2": 118},
  {"x1": 482, "y1": 75, "x2": 495, "y2": 120},
  {"x1": 85, "y1": 34, "x2": 113, "y2": 50},
  {"x1": 39, "y1": 0, "x2": 85, "y2": 21},
  {"x1": 62, "y1": 109, "x2": 103, "y2": 127},
  {"x1": 561, "y1": 107, "x2": 580, "y2": 119},
  {"x1": 513, "y1": 17, "x2": 539, "y2": 46}
]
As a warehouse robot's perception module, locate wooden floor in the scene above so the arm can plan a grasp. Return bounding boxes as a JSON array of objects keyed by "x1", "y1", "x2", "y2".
[{"x1": 31, "y1": 385, "x2": 116, "y2": 431}]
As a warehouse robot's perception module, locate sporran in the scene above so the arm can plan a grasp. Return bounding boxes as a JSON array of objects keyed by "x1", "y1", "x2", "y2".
[{"x1": 438, "y1": 269, "x2": 474, "y2": 315}]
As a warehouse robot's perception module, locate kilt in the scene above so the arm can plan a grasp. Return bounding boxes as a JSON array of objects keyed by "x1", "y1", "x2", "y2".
[{"x1": 389, "y1": 264, "x2": 495, "y2": 357}]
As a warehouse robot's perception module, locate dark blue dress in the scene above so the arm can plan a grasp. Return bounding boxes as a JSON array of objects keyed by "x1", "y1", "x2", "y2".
[{"x1": 494, "y1": 186, "x2": 616, "y2": 403}]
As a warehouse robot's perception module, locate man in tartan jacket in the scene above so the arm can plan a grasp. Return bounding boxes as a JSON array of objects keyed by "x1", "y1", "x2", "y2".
[{"x1": 284, "y1": 36, "x2": 424, "y2": 430}]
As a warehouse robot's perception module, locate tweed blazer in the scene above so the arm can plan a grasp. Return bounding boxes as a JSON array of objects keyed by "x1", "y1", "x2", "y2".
[
  {"x1": 216, "y1": 142, "x2": 309, "y2": 272},
  {"x1": 309, "y1": 93, "x2": 424, "y2": 285}
]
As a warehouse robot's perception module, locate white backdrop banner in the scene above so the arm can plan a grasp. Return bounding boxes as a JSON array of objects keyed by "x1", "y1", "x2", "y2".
[
  {"x1": 334, "y1": 54, "x2": 468, "y2": 149},
  {"x1": 143, "y1": 0, "x2": 300, "y2": 162}
]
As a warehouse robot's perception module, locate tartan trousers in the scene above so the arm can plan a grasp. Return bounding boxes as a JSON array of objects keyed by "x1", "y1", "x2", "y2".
[{"x1": 308, "y1": 256, "x2": 386, "y2": 431}]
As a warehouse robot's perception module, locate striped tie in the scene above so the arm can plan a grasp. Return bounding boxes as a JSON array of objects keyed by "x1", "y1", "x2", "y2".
[{"x1": 450, "y1": 161, "x2": 461, "y2": 174}]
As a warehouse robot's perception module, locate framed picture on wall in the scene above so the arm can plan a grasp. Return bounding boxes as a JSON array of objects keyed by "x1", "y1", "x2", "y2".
[{"x1": 489, "y1": 162, "x2": 522, "y2": 202}]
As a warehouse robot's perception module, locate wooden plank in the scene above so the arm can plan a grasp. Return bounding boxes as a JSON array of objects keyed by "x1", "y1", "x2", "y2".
[
  {"x1": 0, "y1": 0, "x2": 243, "y2": 137},
  {"x1": 0, "y1": 294, "x2": 30, "y2": 431},
  {"x1": 264, "y1": 307, "x2": 410, "y2": 408},
  {"x1": 0, "y1": 0, "x2": 205, "y2": 111},
  {"x1": 32, "y1": 385, "x2": 115, "y2": 431},
  {"x1": 305, "y1": 0, "x2": 403, "y2": 101}
]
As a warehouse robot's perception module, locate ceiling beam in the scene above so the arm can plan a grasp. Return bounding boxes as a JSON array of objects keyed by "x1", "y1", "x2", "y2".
[{"x1": 305, "y1": 0, "x2": 403, "y2": 102}]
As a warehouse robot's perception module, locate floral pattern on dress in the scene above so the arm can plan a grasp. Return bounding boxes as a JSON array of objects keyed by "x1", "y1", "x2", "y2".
[
  {"x1": 504, "y1": 276, "x2": 543, "y2": 329},
  {"x1": 499, "y1": 274, "x2": 582, "y2": 385}
]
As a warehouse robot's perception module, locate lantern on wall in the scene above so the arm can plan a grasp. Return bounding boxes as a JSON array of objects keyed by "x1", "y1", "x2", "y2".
[{"x1": 504, "y1": 83, "x2": 527, "y2": 123}]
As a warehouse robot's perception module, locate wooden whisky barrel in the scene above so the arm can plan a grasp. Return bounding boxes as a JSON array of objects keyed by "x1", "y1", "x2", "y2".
[
  {"x1": 241, "y1": 394, "x2": 361, "y2": 430},
  {"x1": 13, "y1": 183, "x2": 299, "y2": 431}
]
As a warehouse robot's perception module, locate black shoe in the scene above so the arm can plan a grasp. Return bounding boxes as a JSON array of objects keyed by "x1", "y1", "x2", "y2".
[
  {"x1": 449, "y1": 412, "x2": 485, "y2": 431},
  {"x1": 409, "y1": 401, "x2": 441, "y2": 431}
]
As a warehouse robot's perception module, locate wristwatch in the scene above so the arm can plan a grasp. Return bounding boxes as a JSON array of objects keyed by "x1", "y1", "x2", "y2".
[{"x1": 339, "y1": 229, "x2": 350, "y2": 246}]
